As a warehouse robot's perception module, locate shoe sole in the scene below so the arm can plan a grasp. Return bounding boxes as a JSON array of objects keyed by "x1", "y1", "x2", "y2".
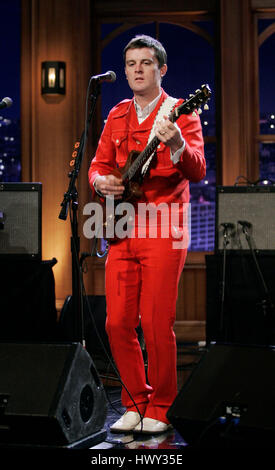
[
  {"x1": 110, "y1": 427, "x2": 136, "y2": 434},
  {"x1": 133, "y1": 424, "x2": 173, "y2": 435}
]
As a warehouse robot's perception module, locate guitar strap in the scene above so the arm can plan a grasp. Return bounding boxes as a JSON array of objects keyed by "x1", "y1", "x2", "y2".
[{"x1": 141, "y1": 96, "x2": 178, "y2": 177}]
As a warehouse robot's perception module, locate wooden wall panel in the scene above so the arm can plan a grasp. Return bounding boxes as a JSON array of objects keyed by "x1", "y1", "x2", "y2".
[
  {"x1": 252, "y1": 0, "x2": 275, "y2": 8},
  {"x1": 82, "y1": 253, "x2": 208, "y2": 343},
  {"x1": 218, "y1": 0, "x2": 259, "y2": 185},
  {"x1": 175, "y1": 253, "x2": 207, "y2": 342},
  {"x1": 94, "y1": 0, "x2": 216, "y2": 15},
  {"x1": 21, "y1": 0, "x2": 92, "y2": 302}
]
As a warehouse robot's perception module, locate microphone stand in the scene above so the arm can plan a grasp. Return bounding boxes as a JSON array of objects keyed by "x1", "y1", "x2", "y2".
[
  {"x1": 219, "y1": 223, "x2": 234, "y2": 341},
  {"x1": 59, "y1": 80, "x2": 101, "y2": 346},
  {"x1": 239, "y1": 222, "x2": 275, "y2": 344}
]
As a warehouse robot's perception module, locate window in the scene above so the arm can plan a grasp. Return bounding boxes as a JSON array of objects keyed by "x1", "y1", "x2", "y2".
[
  {"x1": 258, "y1": 18, "x2": 275, "y2": 184},
  {"x1": 100, "y1": 20, "x2": 216, "y2": 251},
  {"x1": 0, "y1": 0, "x2": 21, "y2": 182}
]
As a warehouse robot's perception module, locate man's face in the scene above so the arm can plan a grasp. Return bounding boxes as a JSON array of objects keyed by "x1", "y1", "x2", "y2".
[{"x1": 125, "y1": 47, "x2": 167, "y2": 98}]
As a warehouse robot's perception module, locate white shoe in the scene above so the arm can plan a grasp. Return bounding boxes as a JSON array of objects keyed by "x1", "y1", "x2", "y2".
[
  {"x1": 110, "y1": 411, "x2": 142, "y2": 433},
  {"x1": 133, "y1": 417, "x2": 173, "y2": 435}
]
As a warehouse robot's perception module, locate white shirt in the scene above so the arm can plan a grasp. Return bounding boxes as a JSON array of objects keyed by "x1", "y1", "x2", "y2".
[{"x1": 134, "y1": 93, "x2": 161, "y2": 124}]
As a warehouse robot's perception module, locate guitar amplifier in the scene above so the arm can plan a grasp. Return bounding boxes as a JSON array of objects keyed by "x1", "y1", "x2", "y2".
[
  {"x1": 215, "y1": 185, "x2": 275, "y2": 252},
  {"x1": 0, "y1": 182, "x2": 42, "y2": 259}
]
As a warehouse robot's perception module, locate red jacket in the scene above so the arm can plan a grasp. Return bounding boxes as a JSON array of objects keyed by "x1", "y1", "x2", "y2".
[{"x1": 88, "y1": 89, "x2": 205, "y2": 206}]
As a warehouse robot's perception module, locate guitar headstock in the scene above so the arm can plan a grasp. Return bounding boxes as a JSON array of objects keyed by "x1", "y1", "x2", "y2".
[{"x1": 174, "y1": 84, "x2": 211, "y2": 118}]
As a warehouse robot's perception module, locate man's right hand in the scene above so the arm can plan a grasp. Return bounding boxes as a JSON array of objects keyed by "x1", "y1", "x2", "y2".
[{"x1": 94, "y1": 174, "x2": 125, "y2": 199}]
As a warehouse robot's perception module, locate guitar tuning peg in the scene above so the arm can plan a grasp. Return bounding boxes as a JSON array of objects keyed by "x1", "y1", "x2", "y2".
[
  {"x1": 195, "y1": 89, "x2": 200, "y2": 93},
  {"x1": 192, "y1": 111, "x2": 197, "y2": 117},
  {"x1": 189, "y1": 93, "x2": 194, "y2": 97},
  {"x1": 204, "y1": 104, "x2": 209, "y2": 110},
  {"x1": 197, "y1": 108, "x2": 202, "y2": 114}
]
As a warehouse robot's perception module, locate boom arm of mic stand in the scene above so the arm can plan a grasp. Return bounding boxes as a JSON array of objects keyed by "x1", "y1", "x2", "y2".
[
  {"x1": 241, "y1": 225, "x2": 275, "y2": 345},
  {"x1": 242, "y1": 226, "x2": 270, "y2": 301},
  {"x1": 59, "y1": 82, "x2": 101, "y2": 221},
  {"x1": 219, "y1": 226, "x2": 231, "y2": 340}
]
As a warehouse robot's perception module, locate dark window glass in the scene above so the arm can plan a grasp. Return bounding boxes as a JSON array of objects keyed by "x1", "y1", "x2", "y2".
[
  {"x1": 258, "y1": 19, "x2": 275, "y2": 184},
  {"x1": 259, "y1": 28, "x2": 275, "y2": 135},
  {"x1": 259, "y1": 143, "x2": 275, "y2": 183},
  {"x1": 0, "y1": 0, "x2": 21, "y2": 182}
]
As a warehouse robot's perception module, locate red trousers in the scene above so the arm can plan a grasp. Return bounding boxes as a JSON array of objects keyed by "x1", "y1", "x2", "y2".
[{"x1": 105, "y1": 236, "x2": 187, "y2": 423}]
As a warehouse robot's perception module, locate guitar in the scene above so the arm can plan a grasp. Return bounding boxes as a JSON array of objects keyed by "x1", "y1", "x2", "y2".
[{"x1": 95, "y1": 84, "x2": 211, "y2": 241}]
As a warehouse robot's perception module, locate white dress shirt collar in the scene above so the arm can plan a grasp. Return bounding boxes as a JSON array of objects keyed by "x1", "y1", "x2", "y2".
[{"x1": 134, "y1": 93, "x2": 162, "y2": 124}]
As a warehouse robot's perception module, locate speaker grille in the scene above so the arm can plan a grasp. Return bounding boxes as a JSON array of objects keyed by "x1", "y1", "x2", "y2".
[
  {"x1": 0, "y1": 182, "x2": 42, "y2": 258},
  {"x1": 216, "y1": 186, "x2": 275, "y2": 251}
]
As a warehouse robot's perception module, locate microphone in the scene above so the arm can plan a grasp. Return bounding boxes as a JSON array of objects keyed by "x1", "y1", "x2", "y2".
[
  {"x1": 220, "y1": 223, "x2": 235, "y2": 245},
  {"x1": 91, "y1": 71, "x2": 116, "y2": 83},
  {"x1": 0, "y1": 97, "x2": 13, "y2": 109},
  {"x1": 220, "y1": 223, "x2": 235, "y2": 230},
  {"x1": 238, "y1": 220, "x2": 252, "y2": 228}
]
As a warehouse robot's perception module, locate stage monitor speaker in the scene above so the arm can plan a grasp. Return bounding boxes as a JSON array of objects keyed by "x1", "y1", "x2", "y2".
[
  {"x1": 167, "y1": 343, "x2": 275, "y2": 448},
  {"x1": 0, "y1": 342, "x2": 107, "y2": 447},
  {"x1": 0, "y1": 182, "x2": 42, "y2": 259},
  {"x1": 215, "y1": 185, "x2": 275, "y2": 252}
]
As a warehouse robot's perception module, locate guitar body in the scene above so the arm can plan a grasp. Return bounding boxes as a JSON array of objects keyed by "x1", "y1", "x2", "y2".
[
  {"x1": 95, "y1": 150, "x2": 145, "y2": 243},
  {"x1": 115, "y1": 150, "x2": 144, "y2": 202}
]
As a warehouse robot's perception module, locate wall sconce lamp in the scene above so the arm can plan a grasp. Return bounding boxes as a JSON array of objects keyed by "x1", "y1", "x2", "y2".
[{"x1": 41, "y1": 61, "x2": 66, "y2": 95}]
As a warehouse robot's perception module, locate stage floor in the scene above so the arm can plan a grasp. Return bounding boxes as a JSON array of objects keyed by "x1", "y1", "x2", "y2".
[
  {"x1": 88, "y1": 341, "x2": 204, "y2": 450},
  {"x1": 90, "y1": 386, "x2": 187, "y2": 451}
]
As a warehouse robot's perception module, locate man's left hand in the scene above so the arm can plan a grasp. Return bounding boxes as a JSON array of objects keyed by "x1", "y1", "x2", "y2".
[{"x1": 155, "y1": 115, "x2": 184, "y2": 154}]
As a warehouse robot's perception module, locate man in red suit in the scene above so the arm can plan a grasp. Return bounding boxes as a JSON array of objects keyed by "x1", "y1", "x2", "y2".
[{"x1": 88, "y1": 35, "x2": 205, "y2": 434}]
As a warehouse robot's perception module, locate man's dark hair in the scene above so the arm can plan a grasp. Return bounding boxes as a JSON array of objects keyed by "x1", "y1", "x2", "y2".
[{"x1": 123, "y1": 35, "x2": 167, "y2": 68}]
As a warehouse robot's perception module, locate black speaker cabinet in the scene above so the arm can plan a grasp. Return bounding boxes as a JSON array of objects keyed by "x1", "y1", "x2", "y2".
[
  {"x1": 0, "y1": 182, "x2": 42, "y2": 259},
  {"x1": 167, "y1": 343, "x2": 275, "y2": 448},
  {"x1": 0, "y1": 342, "x2": 107, "y2": 447},
  {"x1": 0, "y1": 259, "x2": 58, "y2": 342},
  {"x1": 215, "y1": 185, "x2": 275, "y2": 252},
  {"x1": 206, "y1": 253, "x2": 275, "y2": 345}
]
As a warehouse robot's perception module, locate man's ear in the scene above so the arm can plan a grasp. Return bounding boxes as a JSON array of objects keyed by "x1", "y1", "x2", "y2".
[{"x1": 160, "y1": 64, "x2": 168, "y2": 78}]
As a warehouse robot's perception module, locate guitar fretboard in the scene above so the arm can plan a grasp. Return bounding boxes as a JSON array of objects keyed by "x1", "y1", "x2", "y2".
[{"x1": 123, "y1": 135, "x2": 161, "y2": 182}]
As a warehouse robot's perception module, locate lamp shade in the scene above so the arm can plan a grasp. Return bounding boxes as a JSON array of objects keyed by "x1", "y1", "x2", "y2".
[{"x1": 41, "y1": 61, "x2": 66, "y2": 95}]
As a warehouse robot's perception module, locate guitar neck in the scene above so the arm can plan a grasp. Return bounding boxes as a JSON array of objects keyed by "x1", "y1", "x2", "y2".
[{"x1": 123, "y1": 135, "x2": 160, "y2": 182}]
